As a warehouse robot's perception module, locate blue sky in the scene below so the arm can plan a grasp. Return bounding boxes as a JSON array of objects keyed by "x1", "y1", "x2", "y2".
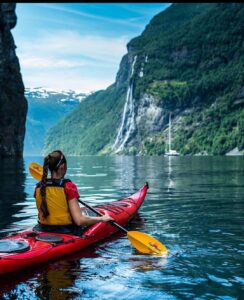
[{"x1": 13, "y1": 3, "x2": 171, "y2": 93}]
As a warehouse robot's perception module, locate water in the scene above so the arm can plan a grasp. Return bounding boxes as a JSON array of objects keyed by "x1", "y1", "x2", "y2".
[{"x1": 0, "y1": 156, "x2": 243, "y2": 299}]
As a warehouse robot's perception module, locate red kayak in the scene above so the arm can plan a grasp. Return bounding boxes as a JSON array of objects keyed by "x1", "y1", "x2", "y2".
[{"x1": 0, "y1": 183, "x2": 148, "y2": 275}]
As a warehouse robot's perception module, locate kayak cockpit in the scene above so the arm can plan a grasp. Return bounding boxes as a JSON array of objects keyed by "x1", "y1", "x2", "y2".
[{"x1": 0, "y1": 240, "x2": 30, "y2": 254}]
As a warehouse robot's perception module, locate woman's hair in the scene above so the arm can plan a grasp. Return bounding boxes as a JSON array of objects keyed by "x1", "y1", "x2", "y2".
[{"x1": 40, "y1": 150, "x2": 67, "y2": 218}]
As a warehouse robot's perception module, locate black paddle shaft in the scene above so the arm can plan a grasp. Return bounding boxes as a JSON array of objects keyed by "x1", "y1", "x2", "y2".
[{"x1": 78, "y1": 199, "x2": 128, "y2": 234}]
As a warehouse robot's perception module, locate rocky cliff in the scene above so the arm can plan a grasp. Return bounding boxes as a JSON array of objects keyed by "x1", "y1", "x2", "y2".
[
  {"x1": 0, "y1": 3, "x2": 27, "y2": 157},
  {"x1": 44, "y1": 3, "x2": 244, "y2": 156}
]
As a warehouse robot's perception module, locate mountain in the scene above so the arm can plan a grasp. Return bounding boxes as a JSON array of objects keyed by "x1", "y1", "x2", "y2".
[
  {"x1": 24, "y1": 88, "x2": 88, "y2": 155},
  {"x1": 44, "y1": 3, "x2": 244, "y2": 156},
  {"x1": 0, "y1": 3, "x2": 27, "y2": 157}
]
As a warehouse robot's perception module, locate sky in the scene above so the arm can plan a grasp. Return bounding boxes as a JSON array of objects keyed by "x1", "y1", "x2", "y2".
[{"x1": 12, "y1": 3, "x2": 171, "y2": 93}]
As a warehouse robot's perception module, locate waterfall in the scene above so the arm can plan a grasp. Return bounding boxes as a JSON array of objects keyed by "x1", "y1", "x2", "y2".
[
  {"x1": 139, "y1": 67, "x2": 144, "y2": 78},
  {"x1": 112, "y1": 55, "x2": 137, "y2": 153}
]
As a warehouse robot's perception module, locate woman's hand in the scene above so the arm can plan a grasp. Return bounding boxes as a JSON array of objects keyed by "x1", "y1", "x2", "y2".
[{"x1": 100, "y1": 215, "x2": 114, "y2": 223}]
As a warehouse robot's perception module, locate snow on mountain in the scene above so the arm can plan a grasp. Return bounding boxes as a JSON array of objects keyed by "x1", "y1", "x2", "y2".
[
  {"x1": 25, "y1": 87, "x2": 89, "y2": 103},
  {"x1": 24, "y1": 87, "x2": 89, "y2": 155}
]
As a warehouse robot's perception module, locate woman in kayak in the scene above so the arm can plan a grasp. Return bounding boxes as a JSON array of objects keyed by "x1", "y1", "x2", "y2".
[{"x1": 33, "y1": 150, "x2": 113, "y2": 235}]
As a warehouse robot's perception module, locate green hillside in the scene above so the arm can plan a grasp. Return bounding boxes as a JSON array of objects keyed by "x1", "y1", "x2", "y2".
[
  {"x1": 45, "y1": 86, "x2": 127, "y2": 155},
  {"x1": 44, "y1": 3, "x2": 244, "y2": 156}
]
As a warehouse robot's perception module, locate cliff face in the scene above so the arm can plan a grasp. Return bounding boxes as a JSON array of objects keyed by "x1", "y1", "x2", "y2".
[
  {"x1": 111, "y1": 3, "x2": 244, "y2": 155},
  {"x1": 0, "y1": 3, "x2": 27, "y2": 157},
  {"x1": 44, "y1": 3, "x2": 244, "y2": 156}
]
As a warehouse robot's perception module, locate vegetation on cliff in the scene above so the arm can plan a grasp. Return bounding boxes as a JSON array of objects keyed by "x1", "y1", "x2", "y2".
[
  {"x1": 44, "y1": 3, "x2": 244, "y2": 156},
  {"x1": 45, "y1": 86, "x2": 127, "y2": 154}
]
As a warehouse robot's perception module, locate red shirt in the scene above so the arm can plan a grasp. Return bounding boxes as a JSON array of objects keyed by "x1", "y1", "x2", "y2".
[{"x1": 64, "y1": 181, "x2": 80, "y2": 201}]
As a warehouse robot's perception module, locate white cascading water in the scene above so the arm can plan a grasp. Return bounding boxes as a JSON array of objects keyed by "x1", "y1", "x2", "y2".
[{"x1": 112, "y1": 55, "x2": 137, "y2": 153}]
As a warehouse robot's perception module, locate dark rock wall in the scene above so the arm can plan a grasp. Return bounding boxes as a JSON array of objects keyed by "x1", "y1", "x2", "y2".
[{"x1": 0, "y1": 3, "x2": 27, "y2": 157}]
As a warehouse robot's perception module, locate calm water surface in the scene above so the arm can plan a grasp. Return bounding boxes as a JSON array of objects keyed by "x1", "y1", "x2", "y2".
[{"x1": 0, "y1": 156, "x2": 243, "y2": 299}]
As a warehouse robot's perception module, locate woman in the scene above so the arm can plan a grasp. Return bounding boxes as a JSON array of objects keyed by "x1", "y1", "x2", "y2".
[{"x1": 33, "y1": 150, "x2": 113, "y2": 235}]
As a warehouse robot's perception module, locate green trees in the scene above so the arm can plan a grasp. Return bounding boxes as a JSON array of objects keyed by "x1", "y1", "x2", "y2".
[
  {"x1": 142, "y1": 135, "x2": 165, "y2": 156},
  {"x1": 44, "y1": 3, "x2": 244, "y2": 156}
]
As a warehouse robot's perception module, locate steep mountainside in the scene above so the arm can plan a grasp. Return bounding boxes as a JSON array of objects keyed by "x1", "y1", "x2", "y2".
[
  {"x1": 44, "y1": 3, "x2": 244, "y2": 156},
  {"x1": 0, "y1": 3, "x2": 27, "y2": 157},
  {"x1": 24, "y1": 88, "x2": 87, "y2": 155}
]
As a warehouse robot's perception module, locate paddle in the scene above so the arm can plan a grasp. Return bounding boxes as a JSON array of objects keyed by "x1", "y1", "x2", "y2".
[{"x1": 29, "y1": 162, "x2": 168, "y2": 256}]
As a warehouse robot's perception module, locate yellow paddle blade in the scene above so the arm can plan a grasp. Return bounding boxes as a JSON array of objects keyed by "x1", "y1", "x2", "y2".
[
  {"x1": 127, "y1": 231, "x2": 168, "y2": 256},
  {"x1": 29, "y1": 162, "x2": 44, "y2": 181}
]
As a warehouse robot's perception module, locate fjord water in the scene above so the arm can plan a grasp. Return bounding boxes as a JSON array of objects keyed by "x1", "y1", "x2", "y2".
[{"x1": 0, "y1": 156, "x2": 243, "y2": 299}]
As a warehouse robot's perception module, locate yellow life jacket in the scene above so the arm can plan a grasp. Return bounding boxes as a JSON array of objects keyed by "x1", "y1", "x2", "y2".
[{"x1": 35, "y1": 178, "x2": 73, "y2": 225}]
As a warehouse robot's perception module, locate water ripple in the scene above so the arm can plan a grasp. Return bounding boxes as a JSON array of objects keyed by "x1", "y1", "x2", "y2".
[{"x1": 0, "y1": 156, "x2": 243, "y2": 300}]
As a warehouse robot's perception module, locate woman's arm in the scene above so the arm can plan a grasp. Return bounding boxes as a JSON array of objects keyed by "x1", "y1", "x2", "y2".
[{"x1": 68, "y1": 198, "x2": 113, "y2": 226}]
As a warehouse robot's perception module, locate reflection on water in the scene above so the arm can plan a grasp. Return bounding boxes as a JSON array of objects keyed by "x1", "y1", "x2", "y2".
[
  {"x1": 167, "y1": 156, "x2": 175, "y2": 191},
  {"x1": 0, "y1": 156, "x2": 244, "y2": 299},
  {"x1": 35, "y1": 260, "x2": 82, "y2": 300},
  {"x1": 0, "y1": 157, "x2": 27, "y2": 237}
]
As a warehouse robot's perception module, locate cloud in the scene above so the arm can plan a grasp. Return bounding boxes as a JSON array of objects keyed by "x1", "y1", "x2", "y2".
[
  {"x1": 36, "y1": 3, "x2": 145, "y2": 29},
  {"x1": 17, "y1": 30, "x2": 128, "y2": 92},
  {"x1": 20, "y1": 56, "x2": 88, "y2": 69},
  {"x1": 23, "y1": 70, "x2": 113, "y2": 93},
  {"x1": 114, "y1": 3, "x2": 171, "y2": 16},
  {"x1": 17, "y1": 30, "x2": 129, "y2": 67}
]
